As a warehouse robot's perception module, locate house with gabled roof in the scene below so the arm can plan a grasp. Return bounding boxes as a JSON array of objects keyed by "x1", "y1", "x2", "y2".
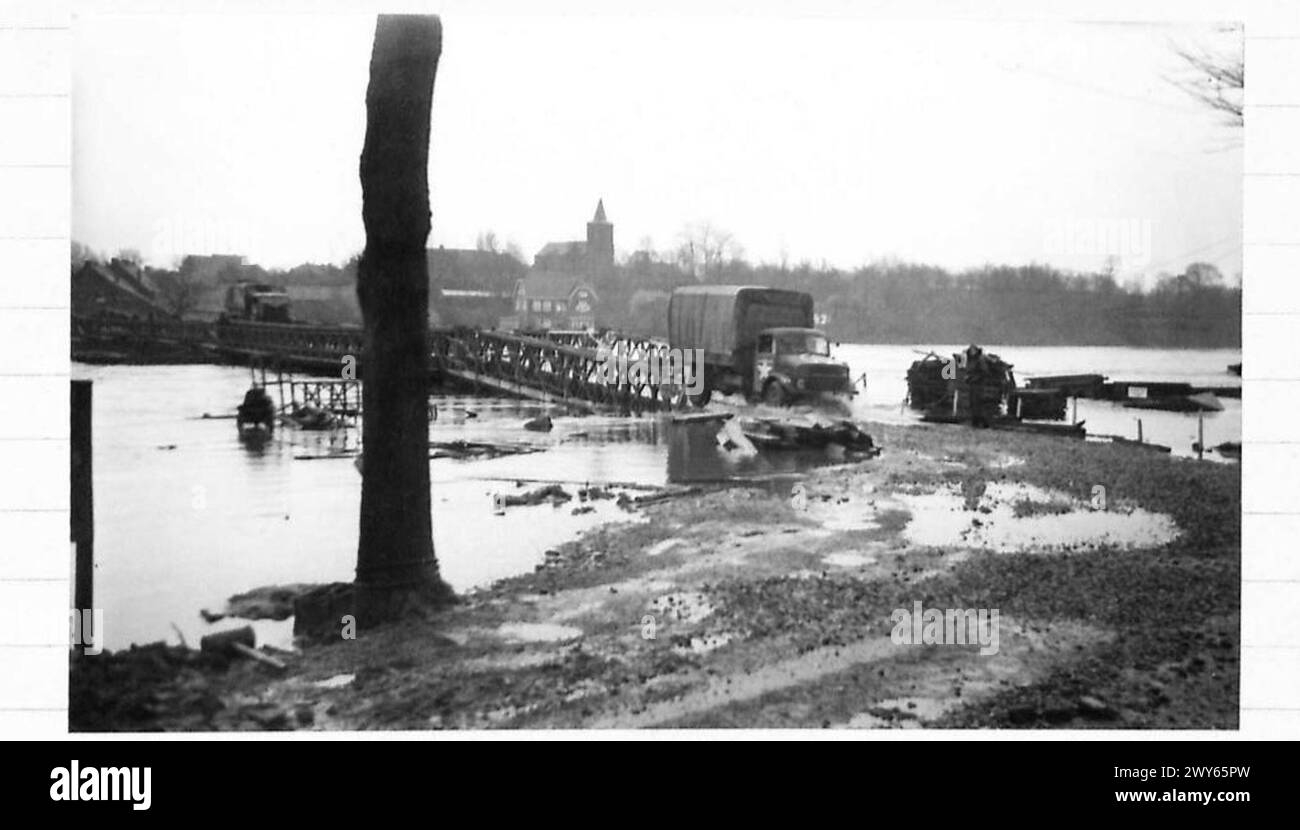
[
  {"x1": 501, "y1": 271, "x2": 597, "y2": 332},
  {"x1": 72, "y1": 258, "x2": 171, "y2": 319}
]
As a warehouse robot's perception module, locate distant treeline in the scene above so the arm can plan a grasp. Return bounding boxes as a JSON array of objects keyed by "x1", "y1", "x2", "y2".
[
  {"x1": 75, "y1": 241, "x2": 1240, "y2": 348},
  {"x1": 603, "y1": 255, "x2": 1241, "y2": 348}
]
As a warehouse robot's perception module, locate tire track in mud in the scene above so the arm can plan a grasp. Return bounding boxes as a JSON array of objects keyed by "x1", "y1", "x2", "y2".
[
  {"x1": 584, "y1": 617, "x2": 1109, "y2": 729},
  {"x1": 585, "y1": 636, "x2": 898, "y2": 729}
]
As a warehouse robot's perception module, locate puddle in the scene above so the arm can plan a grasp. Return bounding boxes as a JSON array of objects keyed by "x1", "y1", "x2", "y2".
[
  {"x1": 846, "y1": 712, "x2": 894, "y2": 728},
  {"x1": 545, "y1": 599, "x2": 608, "y2": 623},
  {"x1": 496, "y1": 622, "x2": 584, "y2": 643},
  {"x1": 788, "y1": 569, "x2": 827, "y2": 580},
  {"x1": 823, "y1": 552, "x2": 878, "y2": 568},
  {"x1": 649, "y1": 591, "x2": 715, "y2": 624},
  {"x1": 646, "y1": 537, "x2": 685, "y2": 557},
  {"x1": 988, "y1": 455, "x2": 1026, "y2": 469},
  {"x1": 463, "y1": 651, "x2": 563, "y2": 672},
  {"x1": 563, "y1": 679, "x2": 608, "y2": 703},
  {"x1": 313, "y1": 673, "x2": 355, "y2": 689},
  {"x1": 804, "y1": 497, "x2": 880, "y2": 531},
  {"x1": 896, "y1": 482, "x2": 1179, "y2": 552},
  {"x1": 850, "y1": 696, "x2": 959, "y2": 728}
]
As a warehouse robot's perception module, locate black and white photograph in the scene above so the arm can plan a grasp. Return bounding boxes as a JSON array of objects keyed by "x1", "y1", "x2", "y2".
[{"x1": 55, "y1": 6, "x2": 1248, "y2": 733}]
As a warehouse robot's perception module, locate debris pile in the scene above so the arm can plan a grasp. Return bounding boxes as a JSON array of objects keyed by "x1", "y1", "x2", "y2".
[{"x1": 739, "y1": 417, "x2": 880, "y2": 458}]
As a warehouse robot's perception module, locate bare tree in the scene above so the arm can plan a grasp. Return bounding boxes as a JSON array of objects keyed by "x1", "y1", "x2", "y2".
[
  {"x1": 503, "y1": 239, "x2": 525, "y2": 264},
  {"x1": 675, "y1": 222, "x2": 743, "y2": 281},
  {"x1": 1170, "y1": 40, "x2": 1244, "y2": 127},
  {"x1": 475, "y1": 229, "x2": 500, "y2": 253},
  {"x1": 354, "y1": 14, "x2": 454, "y2": 625}
]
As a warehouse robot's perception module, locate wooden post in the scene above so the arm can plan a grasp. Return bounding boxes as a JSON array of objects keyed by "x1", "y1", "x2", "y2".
[
  {"x1": 1137, "y1": 418, "x2": 1143, "y2": 444},
  {"x1": 1197, "y1": 413, "x2": 1204, "y2": 460},
  {"x1": 1071, "y1": 396, "x2": 1078, "y2": 425},
  {"x1": 70, "y1": 380, "x2": 94, "y2": 620}
]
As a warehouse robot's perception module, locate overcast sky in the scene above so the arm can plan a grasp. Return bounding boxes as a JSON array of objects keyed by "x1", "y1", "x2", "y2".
[{"x1": 73, "y1": 10, "x2": 1243, "y2": 284}]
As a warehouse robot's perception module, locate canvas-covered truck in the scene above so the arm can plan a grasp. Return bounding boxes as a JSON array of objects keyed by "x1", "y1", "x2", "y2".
[
  {"x1": 224, "y1": 281, "x2": 292, "y2": 323},
  {"x1": 667, "y1": 285, "x2": 855, "y2": 406}
]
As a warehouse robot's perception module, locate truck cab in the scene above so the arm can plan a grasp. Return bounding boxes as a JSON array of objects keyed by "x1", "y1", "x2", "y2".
[
  {"x1": 754, "y1": 327, "x2": 853, "y2": 405},
  {"x1": 666, "y1": 285, "x2": 855, "y2": 406},
  {"x1": 224, "y1": 282, "x2": 292, "y2": 323}
]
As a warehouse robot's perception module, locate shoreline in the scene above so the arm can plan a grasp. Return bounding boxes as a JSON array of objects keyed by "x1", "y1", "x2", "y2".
[{"x1": 71, "y1": 420, "x2": 1240, "y2": 731}]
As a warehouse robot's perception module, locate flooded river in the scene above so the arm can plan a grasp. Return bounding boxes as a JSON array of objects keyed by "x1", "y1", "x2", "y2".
[{"x1": 72, "y1": 344, "x2": 1239, "y2": 649}]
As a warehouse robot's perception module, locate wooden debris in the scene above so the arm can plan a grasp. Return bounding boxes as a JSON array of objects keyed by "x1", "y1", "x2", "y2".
[{"x1": 739, "y1": 417, "x2": 880, "y2": 457}]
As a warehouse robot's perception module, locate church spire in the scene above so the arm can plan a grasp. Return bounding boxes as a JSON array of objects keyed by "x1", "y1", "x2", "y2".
[{"x1": 586, "y1": 198, "x2": 614, "y2": 269}]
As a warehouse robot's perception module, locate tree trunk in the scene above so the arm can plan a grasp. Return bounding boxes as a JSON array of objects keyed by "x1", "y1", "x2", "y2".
[{"x1": 354, "y1": 14, "x2": 454, "y2": 623}]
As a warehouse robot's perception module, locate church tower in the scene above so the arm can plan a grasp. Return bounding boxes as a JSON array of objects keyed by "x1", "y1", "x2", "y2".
[{"x1": 586, "y1": 198, "x2": 614, "y2": 270}]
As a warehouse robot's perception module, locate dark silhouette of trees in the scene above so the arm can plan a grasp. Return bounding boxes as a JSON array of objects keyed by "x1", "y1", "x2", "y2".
[{"x1": 596, "y1": 250, "x2": 1240, "y2": 348}]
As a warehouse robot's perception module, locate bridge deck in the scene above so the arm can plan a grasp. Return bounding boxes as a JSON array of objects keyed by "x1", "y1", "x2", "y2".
[{"x1": 72, "y1": 316, "x2": 685, "y2": 414}]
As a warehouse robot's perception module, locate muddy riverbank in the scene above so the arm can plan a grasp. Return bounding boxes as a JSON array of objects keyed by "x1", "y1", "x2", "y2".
[{"x1": 71, "y1": 421, "x2": 1238, "y2": 731}]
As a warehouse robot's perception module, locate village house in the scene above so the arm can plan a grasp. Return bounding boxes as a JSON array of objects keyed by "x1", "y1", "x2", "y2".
[
  {"x1": 71, "y1": 258, "x2": 171, "y2": 319},
  {"x1": 497, "y1": 199, "x2": 610, "y2": 331},
  {"x1": 425, "y1": 246, "x2": 520, "y2": 327},
  {"x1": 503, "y1": 271, "x2": 598, "y2": 331}
]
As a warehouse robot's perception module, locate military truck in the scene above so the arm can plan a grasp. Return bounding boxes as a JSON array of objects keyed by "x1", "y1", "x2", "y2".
[
  {"x1": 667, "y1": 285, "x2": 855, "y2": 406},
  {"x1": 223, "y1": 282, "x2": 292, "y2": 323}
]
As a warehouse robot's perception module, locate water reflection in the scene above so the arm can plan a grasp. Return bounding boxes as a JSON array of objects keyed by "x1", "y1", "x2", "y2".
[{"x1": 665, "y1": 416, "x2": 846, "y2": 484}]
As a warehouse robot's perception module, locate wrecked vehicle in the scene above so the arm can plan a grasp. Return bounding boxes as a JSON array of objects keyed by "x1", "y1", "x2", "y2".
[
  {"x1": 667, "y1": 285, "x2": 855, "y2": 406},
  {"x1": 907, "y1": 345, "x2": 1068, "y2": 422}
]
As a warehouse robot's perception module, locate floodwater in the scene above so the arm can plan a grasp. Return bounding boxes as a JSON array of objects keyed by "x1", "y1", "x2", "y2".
[
  {"x1": 839, "y1": 343, "x2": 1241, "y2": 459},
  {"x1": 72, "y1": 344, "x2": 1239, "y2": 649},
  {"x1": 72, "y1": 364, "x2": 824, "y2": 650}
]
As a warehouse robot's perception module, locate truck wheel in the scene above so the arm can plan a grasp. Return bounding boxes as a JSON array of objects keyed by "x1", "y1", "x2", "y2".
[
  {"x1": 762, "y1": 380, "x2": 788, "y2": 407},
  {"x1": 664, "y1": 386, "x2": 690, "y2": 411},
  {"x1": 688, "y1": 388, "x2": 712, "y2": 408}
]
